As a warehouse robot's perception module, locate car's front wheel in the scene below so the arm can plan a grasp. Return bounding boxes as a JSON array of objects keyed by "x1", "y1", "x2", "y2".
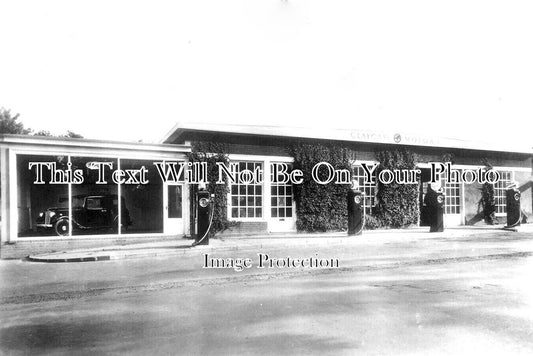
[{"x1": 54, "y1": 219, "x2": 70, "y2": 236}]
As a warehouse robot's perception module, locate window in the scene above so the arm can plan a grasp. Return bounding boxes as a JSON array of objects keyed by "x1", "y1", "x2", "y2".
[
  {"x1": 352, "y1": 164, "x2": 377, "y2": 214},
  {"x1": 167, "y1": 185, "x2": 182, "y2": 218},
  {"x1": 444, "y1": 182, "x2": 460, "y2": 214},
  {"x1": 422, "y1": 179, "x2": 460, "y2": 214},
  {"x1": 230, "y1": 162, "x2": 263, "y2": 219},
  {"x1": 86, "y1": 198, "x2": 102, "y2": 209},
  {"x1": 121, "y1": 158, "x2": 164, "y2": 234},
  {"x1": 270, "y1": 163, "x2": 293, "y2": 219},
  {"x1": 16, "y1": 154, "x2": 166, "y2": 237},
  {"x1": 494, "y1": 171, "x2": 513, "y2": 215}
]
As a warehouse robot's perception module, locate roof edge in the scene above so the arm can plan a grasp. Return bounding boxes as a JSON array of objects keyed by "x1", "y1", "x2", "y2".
[{"x1": 161, "y1": 122, "x2": 533, "y2": 155}]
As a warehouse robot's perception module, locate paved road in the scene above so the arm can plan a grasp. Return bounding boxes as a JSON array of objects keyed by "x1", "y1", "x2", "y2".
[{"x1": 1, "y1": 230, "x2": 533, "y2": 355}]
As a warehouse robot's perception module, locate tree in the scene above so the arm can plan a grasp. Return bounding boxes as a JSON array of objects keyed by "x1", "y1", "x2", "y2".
[
  {"x1": 0, "y1": 107, "x2": 31, "y2": 134},
  {"x1": 63, "y1": 131, "x2": 84, "y2": 139},
  {"x1": 0, "y1": 107, "x2": 84, "y2": 138},
  {"x1": 33, "y1": 130, "x2": 53, "y2": 137}
]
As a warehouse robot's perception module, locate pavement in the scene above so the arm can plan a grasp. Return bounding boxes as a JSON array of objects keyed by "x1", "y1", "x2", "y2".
[{"x1": 25, "y1": 223, "x2": 533, "y2": 263}]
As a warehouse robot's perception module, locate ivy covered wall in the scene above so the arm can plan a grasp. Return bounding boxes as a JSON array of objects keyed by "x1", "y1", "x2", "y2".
[
  {"x1": 374, "y1": 149, "x2": 420, "y2": 228},
  {"x1": 187, "y1": 142, "x2": 231, "y2": 236},
  {"x1": 289, "y1": 143, "x2": 352, "y2": 232}
]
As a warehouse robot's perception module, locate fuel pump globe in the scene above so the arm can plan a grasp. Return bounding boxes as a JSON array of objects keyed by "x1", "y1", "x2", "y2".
[{"x1": 199, "y1": 197, "x2": 209, "y2": 208}]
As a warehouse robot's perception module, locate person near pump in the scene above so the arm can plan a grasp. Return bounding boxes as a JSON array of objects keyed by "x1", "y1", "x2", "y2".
[
  {"x1": 424, "y1": 181, "x2": 445, "y2": 232},
  {"x1": 347, "y1": 178, "x2": 364, "y2": 236},
  {"x1": 505, "y1": 181, "x2": 521, "y2": 228}
]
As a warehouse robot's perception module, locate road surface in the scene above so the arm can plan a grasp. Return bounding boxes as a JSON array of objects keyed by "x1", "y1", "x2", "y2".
[{"x1": 1, "y1": 230, "x2": 533, "y2": 355}]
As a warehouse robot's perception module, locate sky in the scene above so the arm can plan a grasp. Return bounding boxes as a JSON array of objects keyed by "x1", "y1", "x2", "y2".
[{"x1": 1, "y1": 0, "x2": 532, "y2": 147}]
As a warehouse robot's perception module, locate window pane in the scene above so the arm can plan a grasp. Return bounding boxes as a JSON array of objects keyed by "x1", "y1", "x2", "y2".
[
  {"x1": 120, "y1": 159, "x2": 164, "y2": 234},
  {"x1": 70, "y1": 156, "x2": 118, "y2": 236},
  {"x1": 17, "y1": 154, "x2": 70, "y2": 237},
  {"x1": 228, "y1": 161, "x2": 263, "y2": 219}
]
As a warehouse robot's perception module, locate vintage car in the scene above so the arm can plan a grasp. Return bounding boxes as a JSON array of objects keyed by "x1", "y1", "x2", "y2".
[{"x1": 36, "y1": 195, "x2": 132, "y2": 236}]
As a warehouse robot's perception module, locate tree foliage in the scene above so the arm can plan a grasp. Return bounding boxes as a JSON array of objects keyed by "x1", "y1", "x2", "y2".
[
  {"x1": 0, "y1": 107, "x2": 84, "y2": 138},
  {"x1": 0, "y1": 107, "x2": 30, "y2": 134}
]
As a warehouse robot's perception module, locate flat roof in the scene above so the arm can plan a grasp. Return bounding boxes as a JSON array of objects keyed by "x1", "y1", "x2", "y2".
[
  {"x1": 162, "y1": 122, "x2": 533, "y2": 155},
  {"x1": 0, "y1": 134, "x2": 191, "y2": 153}
]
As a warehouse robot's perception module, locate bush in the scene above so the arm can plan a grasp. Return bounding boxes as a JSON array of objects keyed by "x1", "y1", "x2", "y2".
[
  {"x1": 364, "y1": 214, "x2": 382, "y2": 230},
  {"x1": 289, "y1": 142, "x2": 352, "y2": 232},
  {"x1": 374, "y1": 149, "x2": 419, "y2": 228}
]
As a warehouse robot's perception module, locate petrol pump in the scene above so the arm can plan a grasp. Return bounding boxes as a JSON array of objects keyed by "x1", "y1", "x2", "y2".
[
  {"x1": 193, "y1": 184, "x2": 214, "y2": 246},
  {"x1": 347, "y1": 178, "x2": 364, "y2": 236},
  {"x1": 505, "y1": 182, "x2": 521, "y2": 228},
  {"x1": 425, "y1": 182, "x2": 445, "y2": 232}
]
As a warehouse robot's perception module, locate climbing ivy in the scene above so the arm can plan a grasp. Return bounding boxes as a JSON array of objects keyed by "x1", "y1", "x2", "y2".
[
  {"x1": 289, "y1": 142, "x2": 352, "y2": 232},
  {"x1": 187, "y1": 142, "x2": 232, "y2": 236},
  {"x1": 374, "y1": 149, "x2": 420, "y2": 228},
  {"x1": 480, "y1": 160, "x2": 496, "y2": 224}
]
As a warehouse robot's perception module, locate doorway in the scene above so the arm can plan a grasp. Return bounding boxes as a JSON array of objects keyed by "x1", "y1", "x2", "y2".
[{"x1": 164, "y1": 183, "x2": 184, "y2": 235}]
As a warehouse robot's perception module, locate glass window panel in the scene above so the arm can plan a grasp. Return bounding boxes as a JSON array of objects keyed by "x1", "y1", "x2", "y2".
[
  {"x1": 70, "y1": 156, "x2": 118, "y2": 236},
  {"x1": 167, "y1": 185, "x2": 182, "y2": 219},
  {"x1": 120, "y1": 159, "x2": 164, "y2": 234},
  {"x1": 17, "y1": 154, "x2": 70, "y2": 237},
  {"x1": 352, "y1": 164, "x2": 377, "y2": 215},
  {"x1": 229, "y1": 161, "x2": 263, "y2": 219}
]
